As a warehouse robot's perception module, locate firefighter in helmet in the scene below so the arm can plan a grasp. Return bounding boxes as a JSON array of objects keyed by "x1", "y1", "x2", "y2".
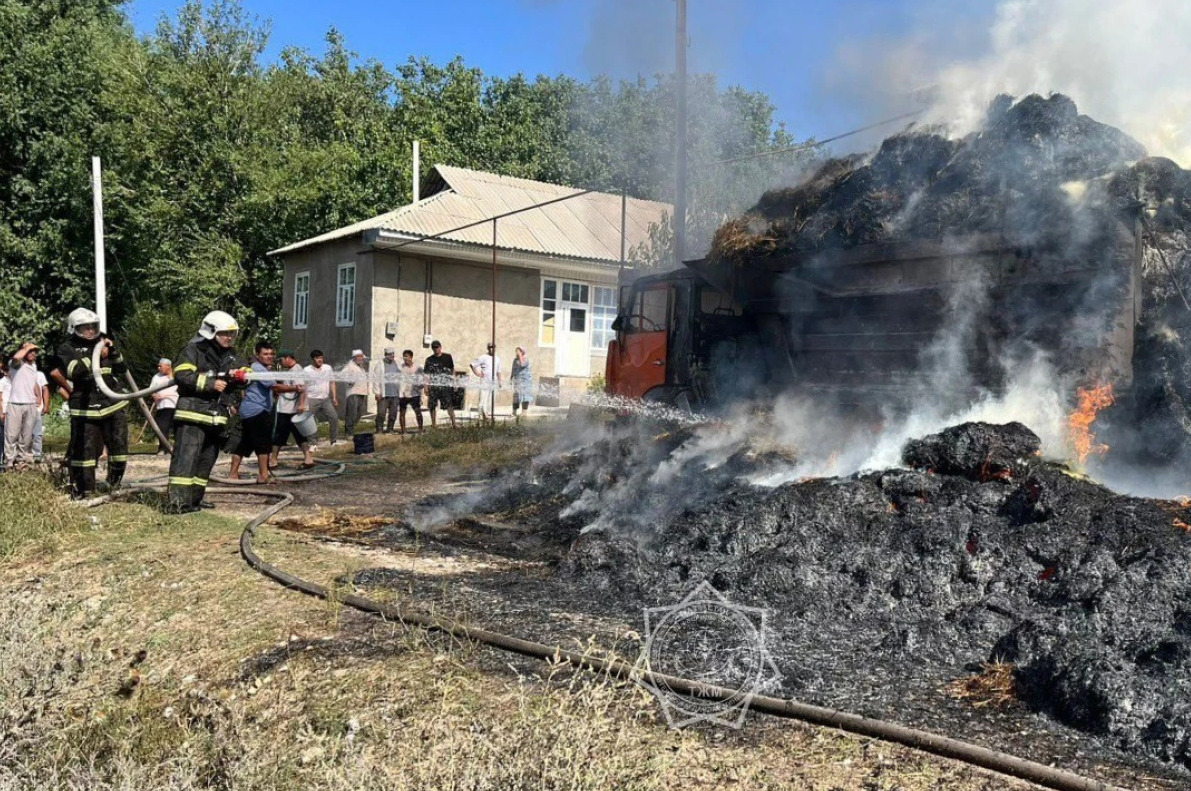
[
  {"x1": 168, "y1": 310, "x2": 247, "y2": 512},
  {"x1": 51, "y1": 308, "x2": 130, "y2": 498}
]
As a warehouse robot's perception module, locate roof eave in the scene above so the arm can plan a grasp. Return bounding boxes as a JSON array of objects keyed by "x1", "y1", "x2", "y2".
[
  {"x1": 268, "y1": 230, "x2": 371, "y2": 257},
  {"x1": 369, "y1": 230, "x2": 624, "y2": 275}
]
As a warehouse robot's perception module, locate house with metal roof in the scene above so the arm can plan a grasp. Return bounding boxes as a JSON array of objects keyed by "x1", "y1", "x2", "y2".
[{"x1": 270, "y1": 165, "x2": 671, "y2": 395}]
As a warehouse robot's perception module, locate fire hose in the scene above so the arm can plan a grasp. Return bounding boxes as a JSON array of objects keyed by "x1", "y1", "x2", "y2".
[
  {"x1": 88, "y1": 342, "x2": 341, "y2": 485},
  {"x1": 81, "y1": 346, "x2": 1129, "y2": 791}
]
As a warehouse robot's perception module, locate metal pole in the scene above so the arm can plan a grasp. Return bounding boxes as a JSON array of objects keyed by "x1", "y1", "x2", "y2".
[
  {"x1": 91, "y1": 156, "x2": 107, "y2": 332},
  {"x1": 674, "y1": 0, "x2": 688, "y2": 268},
  {"x1": 412, "y1": 140, "x2": 420, "y2": 203},
  {"x1": 620, "y1": 190, "x2": 628, "y2": 271},
  {"x1": 491, "y1": 218, "x2": 498, "y2": 425}
]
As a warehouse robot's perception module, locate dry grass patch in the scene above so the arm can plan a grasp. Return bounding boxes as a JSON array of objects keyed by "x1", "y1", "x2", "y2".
[
  {"x1": 315, "y1": 422, "x2": 545, "y2": 479},
  {"x1": 945, "y1": 661, "x2": 1019, "y2": 709},
  {"x1": 0, "y1": 470, "x2": 90, "y2": 560},
  {"x1": 275, "y1": 508, "x2": 394, "y2": 541}
]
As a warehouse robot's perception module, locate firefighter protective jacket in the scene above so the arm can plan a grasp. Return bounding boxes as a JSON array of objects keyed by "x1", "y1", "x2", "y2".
[
  {"x1": 56, "y1": 335, "x2": 129, "y2": 419},
  {"x1": 172, "y1": 335, "x2": 243, "y2": 428}
]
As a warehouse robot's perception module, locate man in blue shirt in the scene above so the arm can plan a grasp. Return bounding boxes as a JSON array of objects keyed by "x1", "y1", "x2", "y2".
[{"x1": 229, "y1": 342, "x2": 276, "y2": 483}]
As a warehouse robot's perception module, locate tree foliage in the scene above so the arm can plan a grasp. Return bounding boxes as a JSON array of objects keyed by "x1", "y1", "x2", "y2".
[{"x1": 0, "y1": 0, "x2": 812, "y2": 349}]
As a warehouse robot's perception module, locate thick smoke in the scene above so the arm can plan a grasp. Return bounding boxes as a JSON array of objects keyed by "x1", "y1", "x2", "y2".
[{"x1": 830, "y1": 0, "x2": 1191, "y2": 165}]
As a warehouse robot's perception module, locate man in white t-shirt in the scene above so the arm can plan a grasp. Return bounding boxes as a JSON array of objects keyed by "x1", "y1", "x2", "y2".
[
  {"x1": 303, "y1": 349, "x2": 339, "y2": 445},
  {"x1": 4, "y1": 343, "x2": 44, "y2": 468},
  {"x1": 270, "y1": 350, "x2": 313, "y2": 468},
  {"x1": 470, "y1": 343, "x2": 502, "y2": 420},
  {"x1": 149, "y1": 358, "x2": 178, "y2": 454}
]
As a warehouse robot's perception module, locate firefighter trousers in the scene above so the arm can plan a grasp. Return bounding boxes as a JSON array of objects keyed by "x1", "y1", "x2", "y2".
[
  {"x1": 168, "y1": 422, "x2": 222, "y2": 508},
  {"x1": 68, "y1": 410, "x2": 129, "y2": 498}
]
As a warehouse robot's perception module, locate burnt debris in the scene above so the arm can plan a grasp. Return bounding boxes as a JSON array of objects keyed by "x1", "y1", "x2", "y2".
[
  {"x1": 466, "y1": 420, "x2": 1191, "y2": 773},
  {"x1": 902, "y1": 421, "x2": 1041, "y2": 481}
]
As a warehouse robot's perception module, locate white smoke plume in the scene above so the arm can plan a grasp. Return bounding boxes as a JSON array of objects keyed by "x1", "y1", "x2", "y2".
[
  {"x1": 831, "y1": 0, "x2": 1191, "y2": 165},
  {"x1": 745, "y1": 350, "x2": 1069, "y2": 488}
]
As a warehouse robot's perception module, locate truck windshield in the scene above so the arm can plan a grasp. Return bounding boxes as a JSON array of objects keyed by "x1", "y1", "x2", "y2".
[{"x1": 626, "y1": 286, "x2": 669, "y2": 332}]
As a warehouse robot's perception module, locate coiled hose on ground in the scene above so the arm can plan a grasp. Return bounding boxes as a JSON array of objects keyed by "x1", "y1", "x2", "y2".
[{"x1": 80, "y1": 345, "x2": 1129, "y2": 791}]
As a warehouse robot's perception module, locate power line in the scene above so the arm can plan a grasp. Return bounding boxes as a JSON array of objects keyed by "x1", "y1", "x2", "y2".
[{"x1": 712, "y1": 109, "x2": 926, "y2": 166}]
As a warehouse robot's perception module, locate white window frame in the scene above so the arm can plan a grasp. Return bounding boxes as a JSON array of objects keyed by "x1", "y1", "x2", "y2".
[
  {"x1": 335, "y1": 263, "x2": 356, "y2": 327},
  {"x1": 539, "y1": 278, "x2": 557, "y2": 348},
  {"x1": 293, "y1": 271, "x2": 310, "y2": 329},
  {"x1": 590, "y1": 285, "x2": 617, "y2": 352}
]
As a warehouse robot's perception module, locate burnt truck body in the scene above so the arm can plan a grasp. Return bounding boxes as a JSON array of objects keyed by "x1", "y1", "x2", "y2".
[{"x1": 605, "y1": 227, "x2": 1142, "y2": 412}]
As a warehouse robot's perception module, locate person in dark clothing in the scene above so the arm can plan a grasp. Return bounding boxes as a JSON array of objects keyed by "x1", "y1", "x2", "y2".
[
  {"x1": 423, "y1": 340, "x2": 456, "y2": 428},
  {"x1": 167, "y1": 311, "x2": 245, "y2": 513},
  {"x1": 51, "y1": 308, "x2": 130, "y2": 498},
  {"x1": 228, "y1": 342, "x2": 276, "y2": 484}
]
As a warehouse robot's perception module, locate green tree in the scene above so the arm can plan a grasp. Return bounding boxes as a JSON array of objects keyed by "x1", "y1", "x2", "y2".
[{"x1": 0, "y1": 0, "x2": 133, "y2": 341}]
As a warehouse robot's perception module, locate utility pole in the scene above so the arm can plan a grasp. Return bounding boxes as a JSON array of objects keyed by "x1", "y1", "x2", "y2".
[
  {"x1": 674, "y1": 0, "x2": 688, "y2": 268},
  {"x1": 91, "y1": 156, "x2": 107, "y2": 332},
  {"x1": 413, "y1": 139, "x2": 421, "y2": 202}
]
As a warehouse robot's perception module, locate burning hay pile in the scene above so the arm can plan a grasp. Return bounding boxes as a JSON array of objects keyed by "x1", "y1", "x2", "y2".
[
  {"x1": 477, "y1": 418, "x2": 1191, "y2": 772},
  {"x1": 710, "y1": 93, "x2": 1191, "y2": 466},
  {"x1": 710, "y1": 93, "x2": 1166, "y2": 263}
]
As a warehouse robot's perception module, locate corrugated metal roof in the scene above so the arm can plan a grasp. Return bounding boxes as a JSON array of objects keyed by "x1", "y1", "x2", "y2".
[{"x1": 269, "y1": 165, "x2": 672, "y2": 263}]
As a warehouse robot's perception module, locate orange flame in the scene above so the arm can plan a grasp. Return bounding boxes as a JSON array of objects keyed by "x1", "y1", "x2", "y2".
[{"x1": 1067, "y1": 384, "x2": 1114, "y2": 465}]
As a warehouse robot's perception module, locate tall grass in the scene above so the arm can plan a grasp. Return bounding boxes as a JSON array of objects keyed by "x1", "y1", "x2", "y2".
[{"x1": 0, "y1": 470, "x2": 87, "y2": 561}]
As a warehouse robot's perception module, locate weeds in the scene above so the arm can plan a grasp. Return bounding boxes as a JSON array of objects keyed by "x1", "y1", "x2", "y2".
[{"x1": 0, "y1": 470, "x2": 88, "y2": 560}]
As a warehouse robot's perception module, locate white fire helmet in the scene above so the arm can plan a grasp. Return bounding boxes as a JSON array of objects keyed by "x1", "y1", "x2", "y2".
[
  {"x1": 66, "y1": 307, "x2": 101, "y2": 336},
  {"x1": 198, "y1": 310, "x2": 239, "y2": 341}
]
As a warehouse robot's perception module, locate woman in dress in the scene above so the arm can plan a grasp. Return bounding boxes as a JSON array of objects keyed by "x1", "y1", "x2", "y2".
[{"x1": 511, "y1": 346, "x2": 533, "y2": 419}]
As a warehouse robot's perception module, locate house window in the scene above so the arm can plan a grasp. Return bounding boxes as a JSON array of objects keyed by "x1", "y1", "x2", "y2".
[
  {"x1": 562, "y1": 282, "x2": 589, "y2": 304},
  {"x1": 336, "y1": 263, "x2": 356, "y2": 327},
  {"x1": 293, "y1": 271, "x2": 310, "y2": 329},
  {"x1": 540, "y1": 279, "x2": 557, "y2": 346},
  {"x1": 591, "y1": 286, "x2": 616, "y2": 351}
]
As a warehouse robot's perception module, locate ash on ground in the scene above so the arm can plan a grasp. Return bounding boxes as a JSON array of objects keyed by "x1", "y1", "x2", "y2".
[{"x1": 348, "y1": 419, "x2": 1191, "y2": 784}]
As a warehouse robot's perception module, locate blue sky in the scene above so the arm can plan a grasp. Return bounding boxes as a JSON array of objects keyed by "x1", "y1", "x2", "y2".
[{"x1": 125, "y1": 0, "x2": 996, "y2": 148}]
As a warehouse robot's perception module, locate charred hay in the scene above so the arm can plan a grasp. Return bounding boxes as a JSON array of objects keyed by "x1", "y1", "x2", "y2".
[
  {"x1": 711, "y1": 92, "x2": 1191, "y2": 465},
  {"x1": 476, "y1": 421, "x2": 1191, "y2": 772},
  {"x1": 902, "y1": 421, "x2": 1041, "y2": 480},
  {"x1": 712, "y1": 94, "x2": 1150, "y2": 261}
]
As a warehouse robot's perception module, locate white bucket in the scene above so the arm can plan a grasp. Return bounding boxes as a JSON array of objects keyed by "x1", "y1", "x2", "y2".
[{"x1": 291, "y1": 410, "x2": 318, "y2": 441}]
